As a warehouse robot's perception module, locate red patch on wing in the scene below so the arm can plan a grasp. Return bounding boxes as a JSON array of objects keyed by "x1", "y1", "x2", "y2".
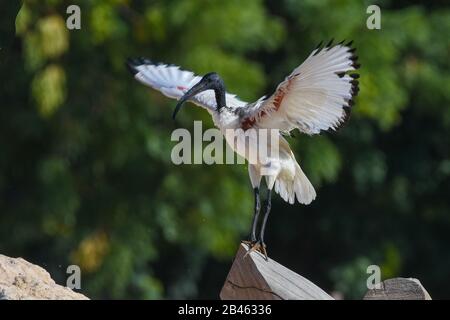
[
  {"x1": 272, "y1": 89, "x2": 286, "y2": 111},
  {"x1": 177, "y1": 86, "x2": 187, "y2": 91},
  {"x1": 272, "y1": 75, "x2": 295, "y2": 111},
  {"x1": 241, "y1": 111, "x2": 268, "y2": 130},
  {"x1": 241, "y1": 116, "x2": 256, "y2": 131},
  {"x1": 241, "y1": 77, "x2": 293, "y2": 130}
]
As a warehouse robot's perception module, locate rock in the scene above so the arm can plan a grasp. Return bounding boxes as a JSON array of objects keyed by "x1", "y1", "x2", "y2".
[
  {"x1": 363, "y1": 277, "x2": 432, "y2": 300},
  {"x1": 0, "y1": 254, "x2": 89, "y2": 300}
]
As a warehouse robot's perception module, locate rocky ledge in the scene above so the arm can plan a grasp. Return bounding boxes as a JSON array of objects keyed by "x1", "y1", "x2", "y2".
[{"x1": 0, "y1": 254, "x2": 88, "y2": 300}]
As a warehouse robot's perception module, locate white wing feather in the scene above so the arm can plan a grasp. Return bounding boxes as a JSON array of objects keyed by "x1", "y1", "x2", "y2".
[
  {"x1": 127, "y1": 58, "x2": 246, "y2": 111},
  {"x1": 246, "y1": 41, "x2": 360, "y2": 134}
]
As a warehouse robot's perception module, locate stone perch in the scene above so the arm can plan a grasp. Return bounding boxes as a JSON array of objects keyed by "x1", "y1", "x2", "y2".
[
  {"x1": 0, "y1": 254, "x2": 88, "y2": 300},
  {"x1": 363, "y1": 277, "x2": 431, "y2": 300},
  {"x1": 221, "y1": 243, "x2": 333, "y2": 300}
]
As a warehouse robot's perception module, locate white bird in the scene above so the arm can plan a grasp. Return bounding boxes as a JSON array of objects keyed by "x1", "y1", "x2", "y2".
[{"x1": 127, "y1": 40, "x2": 360, "y2": 258}]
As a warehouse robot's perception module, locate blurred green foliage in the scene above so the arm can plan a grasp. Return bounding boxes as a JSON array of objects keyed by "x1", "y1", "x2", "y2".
[{"x1": 0, "y1": 0, "x2": 449, "y2": 299}]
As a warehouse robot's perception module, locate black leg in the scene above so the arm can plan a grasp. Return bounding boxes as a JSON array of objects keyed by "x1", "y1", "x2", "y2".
[
  {"x1": 243, "y1": 188, "x2": 271, "y2": 261},
  {"x1": 250, "y1": 187, "x2": 261, "y2": 242},
  {"x1": 259, "y1": 188, "x2": 272, "y2": 254}
]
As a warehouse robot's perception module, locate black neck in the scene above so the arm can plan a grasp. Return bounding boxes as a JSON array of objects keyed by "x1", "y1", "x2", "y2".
[{"x1": 214, "y1": 85, "x2": 226, "y2": 111}]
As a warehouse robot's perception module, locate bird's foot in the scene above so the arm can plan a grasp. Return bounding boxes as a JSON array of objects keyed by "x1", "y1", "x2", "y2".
[
  {"x1": 243, "y1": 240, "x2": 268, "y2": 261},
  {"x1": 241, "y1": 235, "x2": 258, "y2": 247},
  {"x1": 241, "y1": 239, "x2": 256, "y2": 246}
]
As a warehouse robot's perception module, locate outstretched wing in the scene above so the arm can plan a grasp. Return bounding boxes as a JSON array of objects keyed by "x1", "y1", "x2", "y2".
[
  {"x1": 242, "y1": 41, "x2": 360, "y2": 134},
  {"x1": 127, "y1": 58, "x2": 246, "y2": 111}
]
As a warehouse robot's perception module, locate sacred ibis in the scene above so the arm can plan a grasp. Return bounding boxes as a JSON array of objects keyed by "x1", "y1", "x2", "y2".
[{"x1": 127, "y1": 40, "x2": 360, "y2": 259}]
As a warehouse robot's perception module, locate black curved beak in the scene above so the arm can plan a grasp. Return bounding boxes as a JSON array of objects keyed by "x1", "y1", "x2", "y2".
[{"x1": 172, "y1": 79, "x2": 210, "y2": 120}]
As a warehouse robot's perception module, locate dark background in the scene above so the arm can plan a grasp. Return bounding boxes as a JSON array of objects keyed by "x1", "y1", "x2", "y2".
[{"x1": 1, "y1": 0, "x2": 449, "y2": 299}]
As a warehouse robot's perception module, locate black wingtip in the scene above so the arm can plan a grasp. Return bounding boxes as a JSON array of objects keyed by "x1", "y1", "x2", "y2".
[
  {"x1": 315, "y1": 38, "x2": 346, "y2": 54},
  {"x1": 126, "y1": 58, "x2": 140, "y2": 75},
  {"x1": 126, "y1": 57, "x2": 158, "y2": 75},
  {"x1": 137, "y1": 57, "x2": 154, "y2": 65},
  {"x1": 315, "y1": 40, "x2": 324, "y2": 50},
  {"x1": 332, "y1": 39, "x2": 359, "y2": 133},
  {"x1": 326, "y1": 38, "x2": 334, "y2": 48},
  {"x1": 342, "y1": 106, "x2": 352, "y2": 125},
  {"x1": 313, "y1": 41, "x2": 325, "y2": 56}
]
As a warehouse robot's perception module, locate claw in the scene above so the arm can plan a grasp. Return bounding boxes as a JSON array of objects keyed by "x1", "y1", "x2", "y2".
[
  {"x1": 241, "y1": 240, "x2": 256, "y2": 246},
  {"x1": 242, "y1": 240, "x2": 268, "y2": 260},
  {"x1": 259, "y1": 243, "x2": 268, "y2": 261}
]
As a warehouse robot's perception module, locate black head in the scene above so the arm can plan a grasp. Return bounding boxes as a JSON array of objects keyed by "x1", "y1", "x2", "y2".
[
  {"x1": 201, "y1": 72, "x2": 224, "y2": 85},
  {"x1": 172, "y1": 72, "x2": 226, "y2": 120}
]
